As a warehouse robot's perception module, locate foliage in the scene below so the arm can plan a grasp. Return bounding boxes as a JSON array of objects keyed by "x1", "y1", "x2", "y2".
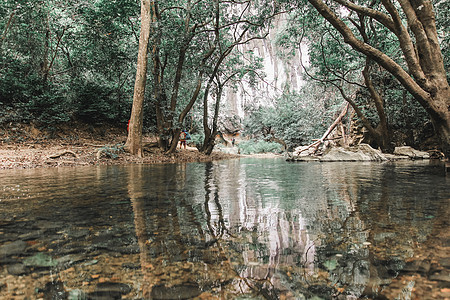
[
  {"x1": 0, "y1": 0, "x2": 138, "y2": 128},
  {"x1": 0, "y1": 0, "x2": 447, "y2": 153},
  {"x1": 237, "y1": 139, "x2": 282, "y2": 155},
  {"x1": 276, "y1": 1, "x2": 441, "y2": 150},
  {"x1": 244, "y1": 84, "x2": 340, "y2": 150},
  {"x1": 435, "y1": 0, "x2": 449, "y2": 77},
  {"x1": 188, "y1": 132, "x2": 205, "y2": 148}
]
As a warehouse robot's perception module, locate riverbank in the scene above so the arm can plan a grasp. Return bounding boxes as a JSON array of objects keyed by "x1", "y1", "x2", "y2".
[{"x1": 0, "y1": 124, "x2": 239, "y2": 170}]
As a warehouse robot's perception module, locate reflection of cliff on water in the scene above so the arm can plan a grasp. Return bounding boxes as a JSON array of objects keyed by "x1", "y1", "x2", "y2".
[
  {"x1": 203, "y1": 159, "x2": 448, "y2": 298},
  {"x1": 0, "y1": 159, "x2": 447, "y2": 299}
]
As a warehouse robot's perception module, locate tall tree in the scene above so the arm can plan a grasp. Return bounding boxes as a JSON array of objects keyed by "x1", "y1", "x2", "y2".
[
  {"x1": 148, "y1": 0, "x2": 279, "y2": 154},
  {"x1": 125, "y1": 0, "x2": 152, "y2": 157},
  {"x1": 147, "y1": 0, "x2": 218, "y2": 153},
  {"x1": 300, "y1": 0, "x2": 450, "y2": 155},
  {"x1": 199, "y1": 3, "x2": 271, "y2": 154}
]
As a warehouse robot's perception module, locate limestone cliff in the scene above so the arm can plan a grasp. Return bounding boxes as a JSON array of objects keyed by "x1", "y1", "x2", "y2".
[{"x1": 221, "y1": 15, "x2": 307, "y2": 132}]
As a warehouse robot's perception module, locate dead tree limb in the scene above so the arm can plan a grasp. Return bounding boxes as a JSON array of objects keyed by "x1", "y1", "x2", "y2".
[
  {"x1": 48, "y1": 150, "x2": 78, "y2": 159},
  {"x1": 298, "y1": 102, "x2": 350, "y2": 155}
]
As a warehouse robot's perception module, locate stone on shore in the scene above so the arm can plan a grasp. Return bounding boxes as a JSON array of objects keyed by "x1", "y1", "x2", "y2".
[
  {"x1": 319, "y1": 144, "x2": 387, "y2": 162},
  {"x1": 393, "y1": 146, "x2": 430, "y2": 159},
  {"x1": 288, "y1": 144, "x2": 433, "y2": 162}
]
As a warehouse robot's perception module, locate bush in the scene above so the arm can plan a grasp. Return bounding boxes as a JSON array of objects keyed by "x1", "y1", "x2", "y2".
[{"x1": 238, "y1": 139, "x2": 282, "y2": 154}]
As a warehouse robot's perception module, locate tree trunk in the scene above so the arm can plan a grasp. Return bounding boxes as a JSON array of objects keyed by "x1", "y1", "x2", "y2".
[
  {"x1": 362, "y1": 64, "x2": 391, "y2": 151},
  {"x1": 165, "y1": 43, "x2": 216, "y2": 154},
  {"x1": 201, "y1": 82, "x2": 224, "y2": 155},
  {"x1": 125, "y1": 0, "x2": 151, "y2": 157},
  {"x1": 1, "y1": 11, "x2": 15, "y2": 45},
  {"x1": 307, "y1": 0, "x2": 450, "y2": 156}
]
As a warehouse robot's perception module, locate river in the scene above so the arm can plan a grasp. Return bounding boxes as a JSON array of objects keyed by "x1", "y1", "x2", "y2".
[{"x1": 0, "y1": 158, "x2": 448, "y2": 299}]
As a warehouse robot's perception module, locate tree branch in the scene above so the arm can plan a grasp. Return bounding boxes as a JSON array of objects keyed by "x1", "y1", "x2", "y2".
[
  {"x1": 1, "y1": 10, "x2": 15, "y2": 45},
  {"x1": 307, "y1": 0, "x2": 436, "y2": 113}
]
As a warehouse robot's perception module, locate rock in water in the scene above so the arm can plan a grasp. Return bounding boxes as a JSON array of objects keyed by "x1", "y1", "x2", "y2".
[
  {"x1": 7, "y1": 263, "x2": 29, "y2": 275},
  {"x1": 151, "y1": 283, "x2": 201, "y2": 300},
  {"x1": 95, "y1": 282, "x2": 132, "y2": 294},
  {"x1": 0, "y1": 240, "x2": 27, "y2": 257}
]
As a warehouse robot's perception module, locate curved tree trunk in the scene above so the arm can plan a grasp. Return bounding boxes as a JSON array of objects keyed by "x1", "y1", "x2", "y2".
[
  {"x1": 362, "y1": 64, "x2": 391, "y2": 152},
  {"x1": 125, "y1": 0, "x2": 152, "y2": 157},
  {"x1": 307, "y1": 0, "x2": 450, "y2": 156}
]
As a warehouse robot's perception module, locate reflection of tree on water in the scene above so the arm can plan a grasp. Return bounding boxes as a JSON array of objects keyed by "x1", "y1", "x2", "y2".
[
  {"x1": 127, "y1": 163, "x2": 237, "y2": 298},
  {"x1": 310, "y1": 162, "x2": 449, "y2": 299},
  {"x1": 204, "y1": 162, "x2": 283, "y2": 298},
  {"x1": 125, "y1": 160, "x2": 448, "y2": 299}
]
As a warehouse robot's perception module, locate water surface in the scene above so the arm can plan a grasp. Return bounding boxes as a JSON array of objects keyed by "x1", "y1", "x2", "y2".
[{"x1": 0, "y1": 158, "x2": 448, "y2": 299}]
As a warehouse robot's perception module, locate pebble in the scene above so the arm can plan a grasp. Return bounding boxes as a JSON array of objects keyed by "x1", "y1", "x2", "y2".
[
  {"x1": 0, "y1": 240, "x2": 27, "y2": 256},
  {"x1": 6, "y1": 264, "x2": 29, "y2": 276}
]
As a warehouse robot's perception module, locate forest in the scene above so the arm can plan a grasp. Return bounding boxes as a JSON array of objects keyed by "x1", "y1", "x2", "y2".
[
  {"x1": 1, "y1": 0, "x2": 449, "y2": 158},
  {"x1": 1, "y1": 2, "x2": 449, "y2": 299}
]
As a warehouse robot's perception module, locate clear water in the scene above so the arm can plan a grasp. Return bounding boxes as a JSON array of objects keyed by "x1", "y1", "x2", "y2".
[{"x1": 0, "y1": 158, "x2": 448, "y2": 299}]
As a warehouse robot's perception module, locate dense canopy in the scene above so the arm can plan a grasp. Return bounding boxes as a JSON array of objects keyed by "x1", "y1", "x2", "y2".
[{"x1": 1, "y1": 0, "x2": 448, "y2": 156}]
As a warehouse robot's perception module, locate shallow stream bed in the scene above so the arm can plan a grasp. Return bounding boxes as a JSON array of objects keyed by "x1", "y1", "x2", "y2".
[{"x1": 0, "y1": 158, "x2": 449, "y2": 299}]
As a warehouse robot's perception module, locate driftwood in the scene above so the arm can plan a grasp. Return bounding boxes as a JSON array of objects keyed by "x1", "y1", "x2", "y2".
[
  {"x1": 297, "y1": 102, "x2": 350, "y2": 155},
  {"x1": 48, "y1": 150, "x2": 78, "y2": 159}
]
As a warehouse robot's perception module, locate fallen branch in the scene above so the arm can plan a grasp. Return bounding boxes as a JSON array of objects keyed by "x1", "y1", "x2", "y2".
[
  {"x1": 298, "y1": 102, "x2": 350, "y2": 155},
  {"x1": 48, "y1": 150, "x2": 78, "y2": 159}
]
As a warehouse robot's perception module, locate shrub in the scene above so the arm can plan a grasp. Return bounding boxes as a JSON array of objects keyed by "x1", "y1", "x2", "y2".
[{"x1": 238, "y1": 139, "x2": 282, "y2": 154}]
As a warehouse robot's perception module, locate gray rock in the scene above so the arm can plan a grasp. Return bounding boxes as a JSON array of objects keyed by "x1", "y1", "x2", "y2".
[
  {"x1": 56, "y1": 254, "x2": 86, "y2": 268},
  {"x1": 429, "y1": 271, "x2": 450, "y2": 283},
  {"x1": 70, "y1": 229, "x2": 90, "y2": 239},
  {"x1": 438, "y1": 258, "x2": 450, "y2": 268},
  {"x1": 122, "y1": 262, "x2": 140, "y2": 269},
  {"x1": 23, "y1": 252, "x2": 57, "y2": 268},
  {"x1": 402, "y1": 260, "x2": 431, "y2": 274},
  {"x1": 67, "y1": 289, "x2": 87, "y2": 300},
  {"x1": 95, "y1": 282, "x2": 132, "y2": 294},
  {"x1": 86, "y1": 291, "x2": 122, "y2": 300},
  {"x1": 320, "y1": 144, "x2": 387, "y2": 162},
  {"x1": 7, "y1": 263, "x2": 30, "y2": 275},
  {"x1": 0, "y1": 240, "x2": 27, "y2": 257},
  {"x1": 151, "y1": 284, "x2": 201, "y2": 300},
  {"x1": 393, "y1": 146, "x2": 430, "y2": 159},
  {"x1": 18, "y1": 230, "x2": 46, "y2": 241}
]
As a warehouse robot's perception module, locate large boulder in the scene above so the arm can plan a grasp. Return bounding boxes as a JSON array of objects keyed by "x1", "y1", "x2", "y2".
[
  {"x1": 393, "y1": 146, "x2": 430, "y2": 159},
  {"x1": 319, "y1": 144, "x2": 387, "y2": 162}
]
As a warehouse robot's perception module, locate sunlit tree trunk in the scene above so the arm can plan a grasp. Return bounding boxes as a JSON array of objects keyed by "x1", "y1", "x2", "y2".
[{"x1": 125, "y1": 0, "x2": 151, "y2": 157}]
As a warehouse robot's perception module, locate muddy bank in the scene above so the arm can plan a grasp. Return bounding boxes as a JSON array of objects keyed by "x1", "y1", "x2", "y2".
[{"x1": 0, "y1": 125, "x2": 238, "y2": 170}]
